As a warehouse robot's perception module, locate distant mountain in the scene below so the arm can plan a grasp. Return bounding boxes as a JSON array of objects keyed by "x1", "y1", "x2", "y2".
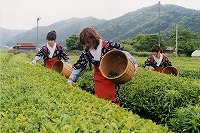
[
  {"x1": 96, "y1": 4, "x2": 200, "y2": 42},
  {"x1": 1, "y1": 4, "x2": 200, "y2": 47},
  {"x1": 4, "y1": 17, "x2": 106, "y2": 47},
  {"x1": 0, "y1": 28, "x2": 26, "y2": 46}
]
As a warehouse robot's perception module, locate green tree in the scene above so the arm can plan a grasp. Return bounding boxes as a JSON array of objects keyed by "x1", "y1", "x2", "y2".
[
  {"x1": 131, "y1": 34, "x2": 166, "y2": 52},
  {"x1": 168, "y1": 26, "x2": 200, "y2": 56},
  {"x1": 66, "y1": 34, "x2": 82, "y2": 51}
]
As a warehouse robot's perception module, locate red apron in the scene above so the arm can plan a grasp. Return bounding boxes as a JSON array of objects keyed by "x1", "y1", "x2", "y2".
[
  {"x1": 154, "y1": 67, "x2": 164, "y2": 73},
  {"x1": 94, "y1": 65, "x2": 119, "y2": 104},
  {"x1": 45, "y1": 58, "x2": 58, "y2": 69}
]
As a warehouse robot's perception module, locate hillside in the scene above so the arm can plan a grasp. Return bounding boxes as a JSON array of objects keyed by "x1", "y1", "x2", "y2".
[
  {"x1": 1, "y1": 4, "x2": 200, "y2": 47},
  {"x1": 3, "y1": 17, "x2": 105, "y2": 47},
  {"x1": 96, "y1": 4, "x2": 200, "y2": 41},
  {"x1": 0, "y1": 28, "x2": 25, "y2": 46}
]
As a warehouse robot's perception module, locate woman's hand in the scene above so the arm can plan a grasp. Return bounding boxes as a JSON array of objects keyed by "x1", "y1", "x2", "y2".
[
  {"x1": 30, "y1": 60, "x2": 36, "y2": 65},
  {"x1": 68, "y1": 82, "x2": 73, "y2": 86},
  {"x1": 149, "y1": 66, "x2": 155, "y2": 71},
  {"x1": 67, "y1": 62, "x2": 72, "y2": 68}
]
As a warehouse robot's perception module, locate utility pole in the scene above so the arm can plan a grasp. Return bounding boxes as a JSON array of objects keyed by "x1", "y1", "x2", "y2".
[
  {"x1": 176, "y1": 24, "x2": 178, "y2": 58},
  {"x1": 158, "y1": 1, "x2": 161, "y2": 46},
  {"x1": 37, "y1": 18, "x2": 41, "y2": 46}
]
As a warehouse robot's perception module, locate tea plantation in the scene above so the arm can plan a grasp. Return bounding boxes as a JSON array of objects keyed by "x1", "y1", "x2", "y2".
[{"x1": 1, "y1": 52, "x2": 199, "y2": 132}]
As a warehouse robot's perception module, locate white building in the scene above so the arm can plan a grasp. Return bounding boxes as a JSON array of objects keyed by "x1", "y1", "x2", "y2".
[{"x1": 191, "y1": 50, "x2": 200, "y2": 58}]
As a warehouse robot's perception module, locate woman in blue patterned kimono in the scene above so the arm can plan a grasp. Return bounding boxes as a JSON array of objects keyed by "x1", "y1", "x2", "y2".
[
  {"x1": 68, "y1": 27, "x2": 138, "y2": 106},
  {"x1": 143, "y1": 45, "x2": 172, "y2": 72},
  {"x1": 31, "y1": 30, "x2": 71, "y2": 69}
]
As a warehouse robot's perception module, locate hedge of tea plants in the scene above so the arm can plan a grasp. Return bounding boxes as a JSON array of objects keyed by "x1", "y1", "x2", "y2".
[
  {"x1": 169, "y1": 104, "x2": 200, "y2": 133},
  {"x1": 171, "y1": 57, "x2": 200, "y2": 80},
  {"x1": 75, "y1": 56, "x2": 200, "y2": 133},
  {"x1": 120, "y1": 67, "x2": 199, "y2": 122},
  {"x1": 0, "y1": 53, "x2": 170, "y2": 132}
]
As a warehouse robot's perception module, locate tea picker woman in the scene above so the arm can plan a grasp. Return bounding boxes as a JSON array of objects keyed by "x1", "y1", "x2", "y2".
[
  {"x1": 143, "y1": 45, "x2": 172, "y2": 72},
  {"x1": 31, "y1": 30, "x2": 71, "y2": 69},
  {"x1": 68, "y1": 27, "x2": 138, "y2": 106}
]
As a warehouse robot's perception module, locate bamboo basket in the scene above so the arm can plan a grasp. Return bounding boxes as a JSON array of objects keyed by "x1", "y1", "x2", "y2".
[
  {"x1": 162, "y1": 66, "x2": 178, "y2": 76},
  {"x1": 99, "y1": 50, "x2": 136, "y2": 84},
  {"x1": 51, "y1": 60, "x2": 72, "y2": 78}
]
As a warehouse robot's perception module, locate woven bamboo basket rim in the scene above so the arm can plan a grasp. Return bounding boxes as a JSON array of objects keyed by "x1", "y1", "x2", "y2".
[
  {"x1": 162, "y1": 66, "x2": 179, "y2": 76},
  {"x1": 104, "y1": 59, "x2": 134, "y2": 80},
  {"x1": 51, "y1": 60, "x2": 73, "y2": 78},
  {"x1": 99, "y1": 50, "x2": 135, "y2": 81},
  {"x1": 51, "y1": 60, "x2": 63, "y2": 73}
]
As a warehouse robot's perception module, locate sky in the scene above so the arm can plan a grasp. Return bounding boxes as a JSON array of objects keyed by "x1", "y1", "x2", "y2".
[{"x1": 0, "y1": 0, "x2": 200, "y2": 30}]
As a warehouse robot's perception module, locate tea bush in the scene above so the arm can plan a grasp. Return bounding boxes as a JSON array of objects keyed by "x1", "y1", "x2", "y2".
[
  {"x1": 169, "y1": 104, "x2": 200, "y2": 133},
  {"x1": 70, "y1": 55, "x2": 200, "y2": 132},
  {"x1": 121, "y1": 68, "x2": 200, "y2": 123},
  {"x1": 0, "y1": 53, "x2": 170, "y2": 132}
]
